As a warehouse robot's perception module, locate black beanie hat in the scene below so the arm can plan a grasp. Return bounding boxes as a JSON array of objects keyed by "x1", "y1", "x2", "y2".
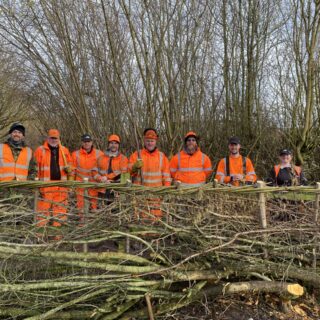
[{"x1": 9, "y1": 123, "x2": 25, "y2": 136}]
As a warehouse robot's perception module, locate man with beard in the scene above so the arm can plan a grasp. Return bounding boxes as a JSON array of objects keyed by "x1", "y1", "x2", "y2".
[
  {"x1": 93, "y1": 134, "x2": 128, "y2": 204},
  {"x1": 0, "y1": 123, "x2": 37, "y2": 181},
  {"x1": 129, "y1": 128, "x2": 171, "y2": 187},
  {"x1": 128, "y1": 128, "x2": 171, "y2": 219},
  {"x1": 72, "y1": 134, "x2": 103, "y2": 215},
  {"x1": 34, "y1": 129, "x2": 73, "y2": 232},
  {"x1": 215, "y1": 136, "x2": 257, "y2": 186},
  {"x1": 169, "y1": 131, "x2": 212, "y2": 187}
]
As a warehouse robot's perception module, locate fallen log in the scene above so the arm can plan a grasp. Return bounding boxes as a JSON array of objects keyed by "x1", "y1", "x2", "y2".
[
  {"x1": 118, "y1": 281, "x2": 304, "y2": 319},
  {"x1": 204, "y1": 281, "x2": 304, "y2": 300}
]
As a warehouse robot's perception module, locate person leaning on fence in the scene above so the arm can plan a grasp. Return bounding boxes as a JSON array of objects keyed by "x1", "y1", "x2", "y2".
[
  {"x1": 72, "y1": 133, "x2": 103, "y2": 217},
  {"x1": 128, "y1": 128, "x2": 171, "y2": 219},
  {"x1": 93, "y1": 134, "x2": 128, "y2": 204},
  {"x1": 0, "y1": 123, "x2": 37, "y2": 181},
  {"x1": 215, "y1": 136, "x2": 257, "y2": 186},
  {"x1": 169, "y1": 131, "x2": 213, "y2": 187},
  {"x1": 266, "y1": 149, "x2": 307, "y2": 186},
  {"x1": 34, "y1": 129, "x2": 74, "y2": 232}
]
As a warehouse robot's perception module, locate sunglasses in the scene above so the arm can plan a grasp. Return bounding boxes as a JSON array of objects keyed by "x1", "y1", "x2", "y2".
[{"x1": 49, "y1": 137, "x2": 58, "y2": 140}]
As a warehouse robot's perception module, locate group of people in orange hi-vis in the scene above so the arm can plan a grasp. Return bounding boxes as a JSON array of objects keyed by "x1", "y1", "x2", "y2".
[{"x1": 0, "y1": 123, "x2": 308, "y2": 230}]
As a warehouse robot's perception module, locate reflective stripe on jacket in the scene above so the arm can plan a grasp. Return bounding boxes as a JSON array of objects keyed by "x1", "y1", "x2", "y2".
[
  {"x1": 215, "y1": 156, "x2": 257, "y2": 186},
  {"x1": 72, "y1": 148, "x2": 103, "y2": 182},
  {"x1": 0, "y1": 143, "x2": 32, "y2": 181},
  {"x1": 169, "y1": 149, "x2": 212, "y2": 187},
  {"x1": 34, "y1": 141, "x2": 73, "y2": 181},
  {"x1": 128, "y1": 148, "x2": 171, "y2": 187},
  {"x1": 94, "y1": 153, "x2": 128, "y2": 181}
]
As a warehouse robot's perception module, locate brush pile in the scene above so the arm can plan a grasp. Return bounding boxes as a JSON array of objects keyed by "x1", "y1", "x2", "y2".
[{"x1": 0, "y1": 181, "x2": 319, "y2": 319}]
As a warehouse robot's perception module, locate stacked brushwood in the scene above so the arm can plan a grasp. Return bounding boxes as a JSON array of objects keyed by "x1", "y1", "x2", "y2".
[{"x1": 0, "y1": 181, "x2": 319, "y2": 319}]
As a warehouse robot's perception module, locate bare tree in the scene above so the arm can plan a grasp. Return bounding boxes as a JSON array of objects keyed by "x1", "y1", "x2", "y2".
[{"x1": 0, "y1": 0, "x2": 319, "y2": 178}]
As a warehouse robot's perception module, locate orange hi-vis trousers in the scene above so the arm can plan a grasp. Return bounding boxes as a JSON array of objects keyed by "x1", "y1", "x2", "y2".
[
  {"x1": 133, "y1": 196, "x2": 163, "y2": 223},
  {"x1": 76, "y1": 188, "x2": 99, "y2": 209},
  {"x1": 75, "y1": 188, "x2": 99, "y2": 222},
  {"x1": 36, "y1": 186, "x2": 68, "y2": 227}
]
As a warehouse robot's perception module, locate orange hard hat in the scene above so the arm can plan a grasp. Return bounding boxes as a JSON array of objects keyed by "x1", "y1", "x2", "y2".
[
  {"x1": 108, "y1": 134, "x2": 120, "y2": 143},
  {"x1": 184, "y1": 131, "x2": 198, "y2": 140},
  {"x1": 48, "y1": 129, "x2": 60, "y2": 138}
]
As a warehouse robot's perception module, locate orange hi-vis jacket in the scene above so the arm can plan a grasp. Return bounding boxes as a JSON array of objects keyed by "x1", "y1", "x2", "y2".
[
  {"x1": 128, "y1": 148, "x2": 171, "y2": 187},
  {"x1": 274, "y1": 164, "x2": 301, "y2": 177},
  {"x1": 72, "y1": 148, "x2": 103, "y2": 182},
  {"x1": 34, "y1": 141, "x2": 73, "y2": 181},
  {"x1": 215, "y1": 155, "x2": 257, "y2": 186},
  {"x1": 0, "y1": 143, "x2": 32, "y2": 181},
  {"x1": 169, "y1": 149, "x2": 213, "y2": 187},
  {"x1": 93, "y1": 151, "x2": 128, "y2": 181}
]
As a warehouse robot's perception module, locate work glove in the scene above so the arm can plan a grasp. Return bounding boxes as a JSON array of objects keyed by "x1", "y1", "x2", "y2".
[
  {"x1": 120, "y1": 173, "x2": 131, "y2": 184},
  {"x1": 67, "y1": 175, "x2": 75, "y2": 181},
  {"x1": 174, "y1": 180, "x2": 182, "y2": 188},
  {"x1": 132, "y1": 159, "x2": 144, "y2": 173},
  {"x1": 64, "y1": 166, "x2": 73, "y2": 174}
]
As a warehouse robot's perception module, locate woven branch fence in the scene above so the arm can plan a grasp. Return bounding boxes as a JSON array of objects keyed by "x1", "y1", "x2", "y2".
[{"x1": 0, "y1": 181, "x2": 319, "y2": 319}]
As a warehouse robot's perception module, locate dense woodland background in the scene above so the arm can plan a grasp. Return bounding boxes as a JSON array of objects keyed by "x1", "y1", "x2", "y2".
[{"x1": 0, "y1": 0, "x2": 319, "y2": 181}]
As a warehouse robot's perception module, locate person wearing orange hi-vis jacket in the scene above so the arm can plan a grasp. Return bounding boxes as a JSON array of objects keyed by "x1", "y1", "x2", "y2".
[
  {"x1": 93, "y1": 134, "x2": 128, "y2": 183},
  {"x1": 128, "y1": 128, "x2": 171, "y2": 219},
  {"x1": 92, "y1": 134, "x2": 128, "y2": 204},
  {"x1": 128, "y1": 128, "x2": 171, "y2": 187},
  {"x1": 34, "y1": 129, "x2": 74, "y2": 230},
  {"x1": 215, "y1": 136, "x2": 257, "y2": 186},
  {"x1": 0, "y1": 123, "x2": 37, "y2": 181},
  {"x1": 72, "y1": 133, "x2": 103, "y2": 215},
  {"x1": 267, "y1": 149, "x2": 307, "y2": 187},
  {"x1": 169, "y1": 131, "x2": 213, "y2": 187}
]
